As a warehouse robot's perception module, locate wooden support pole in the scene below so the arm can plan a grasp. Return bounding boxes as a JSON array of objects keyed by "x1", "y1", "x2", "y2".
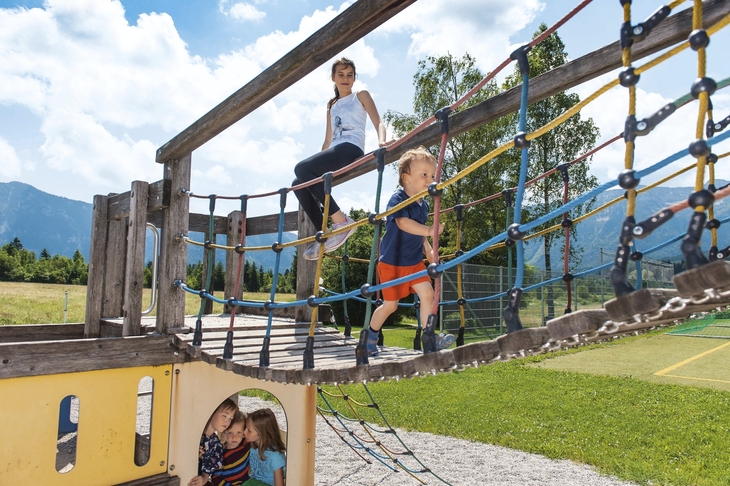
[
  {"x1": 123, "y1": 181, "x2": 150, "y2": 337},
  {"x1": 225, "y1": 211, "x2": 245, "y2": 314},
  {"x1": 102, "y1": 217, "x2": 128, "y2": 318},
  {"x1": 157, "y1": 155, "x2": 191, "y2": 334},
  {"x1": 85, "y1": 194, "x2": 108, "y2": 338},
  {"x1": 296, "y1": 206, "x2": 317, "y2": 323}
]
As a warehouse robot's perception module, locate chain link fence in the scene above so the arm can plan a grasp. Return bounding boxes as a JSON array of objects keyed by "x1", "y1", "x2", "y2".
[{"x1": 439, "y1": 258, "x2": 675, "y2": 340}]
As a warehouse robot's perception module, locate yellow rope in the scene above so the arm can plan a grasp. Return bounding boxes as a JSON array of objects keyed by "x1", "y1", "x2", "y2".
[
  {"x1": 719, "y1": 151, "x2": 730, "y2": 159},
  {"x1": 668, "y1": 0, "x2": 685, "y2": 9},
  {"x1": 309, "y1": 193, "x2": 332, "y2": 336}
]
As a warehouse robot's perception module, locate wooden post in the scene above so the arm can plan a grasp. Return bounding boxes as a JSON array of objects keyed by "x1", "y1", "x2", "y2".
[
  {"x1": 123, "y1": 181, "x2": 150, "y2": 336},
  {"x1": 101, "y1": 217, "x2": 127, "y2": 318},
  {"x1": 296, "y1": 206, "x2": 317, "y2": 323},
  {"x1": 157, "y1": 155, "x2": 191, "y2": 334},
  {"x1": 225, "y1": 211, "x2": 245, "y2": 314},
  {"x1": 85, "y1": 195, "x2": 109, "y2": 338}
]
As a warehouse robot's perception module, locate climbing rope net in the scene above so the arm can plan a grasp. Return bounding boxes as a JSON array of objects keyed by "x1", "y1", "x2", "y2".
[{"x1": 172, "y1": 0, "x2": 730, "y2": 372}]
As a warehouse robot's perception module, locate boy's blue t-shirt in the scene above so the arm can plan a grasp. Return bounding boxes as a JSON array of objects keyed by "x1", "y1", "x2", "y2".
[
  {"x1": 248, "y1": 447, "x2": 286, "y2": 485},
  {"x1": 379, "y1": 189, "x2": 428, "y2": 266}
]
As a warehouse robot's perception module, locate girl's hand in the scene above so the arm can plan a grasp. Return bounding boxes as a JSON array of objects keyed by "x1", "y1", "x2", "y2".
[{"x1": 188, "y1": 475, "x2": 205, "y2": 486}]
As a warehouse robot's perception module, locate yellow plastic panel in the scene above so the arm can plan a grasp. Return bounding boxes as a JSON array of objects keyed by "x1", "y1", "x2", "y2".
[{"x1": 0, "y1": 365, "x2": 172, "y2": 485}]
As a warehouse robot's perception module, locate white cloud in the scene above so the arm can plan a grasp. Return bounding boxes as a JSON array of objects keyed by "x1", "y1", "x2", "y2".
[
  {"x1": 0, "y1": 138, "x2": 22, "y2": 179},
  {"x1": 379, "y1": 0, "x2": 545, "y2": 72},
  {"x1": 219, "y1": 1, "x2": 266, "y2": 22}
]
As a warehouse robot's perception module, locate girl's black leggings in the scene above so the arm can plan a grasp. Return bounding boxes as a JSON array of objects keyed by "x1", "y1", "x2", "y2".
[{"x1": 292, "y1": 142, "x2": 364, "y2": 230}]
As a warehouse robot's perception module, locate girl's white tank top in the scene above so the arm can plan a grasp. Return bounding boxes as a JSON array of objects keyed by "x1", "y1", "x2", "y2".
[{"x1": 329, "y1": 91, "x2": 367, "y2": 152}]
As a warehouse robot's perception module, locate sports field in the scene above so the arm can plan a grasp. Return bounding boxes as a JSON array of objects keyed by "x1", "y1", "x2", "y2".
[{"x1": 530, "y1": 331, "x2": 730, "y2": 392}]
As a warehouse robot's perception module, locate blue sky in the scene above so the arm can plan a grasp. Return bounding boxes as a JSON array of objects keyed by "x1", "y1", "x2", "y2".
[{"x1": 1, "y1": 0, "x2": 729, "y2": 220}]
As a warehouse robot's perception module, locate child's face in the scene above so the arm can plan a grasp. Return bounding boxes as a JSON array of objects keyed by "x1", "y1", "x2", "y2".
[
  {"x1": 211, "y1": 407, "x2": 235, "y2": 433},
  {"x1": 331, "y1": 64, "x2": 355, "y2": 93},
  {"x1": 224, "y1": 422, "x2": 245, "y2": 449},
  {"x1": 243, "y1": 418, "x2": 260, "y2": 445},
  {"x1": 403, "y1": 158, "x2": 437, "y2": 194}
]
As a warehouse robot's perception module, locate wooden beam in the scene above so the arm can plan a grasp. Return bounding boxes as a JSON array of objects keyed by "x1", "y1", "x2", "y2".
[
  {"x1": 85, "y1": 195, "x2": 108, "y2": 338},
  {"x1": 108, "y1": 179, "x2": 171, "y2": 221},
  {"x1": 156, "y1": 155, "x2": 192, "y2": 334},
  {"x1": 186, "y1": 211, "x2": 298, "y2": 236},
  {"x1": 0, "y1": 335, "x2": 187, "y2": 379},
  {"x1": 339, "y1": 0, "x2": 730, "y2": 182},
  {"x1": 0, "y1": 324, "x2": 85, "y2": 344},
  {"x1": 123, "y1": 180, "x2": 150, "y2": 336},
  {"x1": 155, "y1": 0, "x2": 417, "y2": 163}
]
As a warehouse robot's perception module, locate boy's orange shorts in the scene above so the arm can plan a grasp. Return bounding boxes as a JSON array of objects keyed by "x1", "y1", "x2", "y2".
[{"x1": 377, "y1": 261, "x2": 431, "y2": 301}]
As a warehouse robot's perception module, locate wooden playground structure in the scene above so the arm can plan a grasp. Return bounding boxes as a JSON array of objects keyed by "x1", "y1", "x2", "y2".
[{"x1": 2, "y1": 0, "x2": 730, "y2": 484}]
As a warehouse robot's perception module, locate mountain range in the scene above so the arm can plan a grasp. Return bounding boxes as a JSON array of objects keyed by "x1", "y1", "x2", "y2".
[
  {"x1": 0, "y1": 181, "x2": 296, "y2": 272},
  {"x1": 2, "y1": 180, "x2": 729, "y2": 273}
]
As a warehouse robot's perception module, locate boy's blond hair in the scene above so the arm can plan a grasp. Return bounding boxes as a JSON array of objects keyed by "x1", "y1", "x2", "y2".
[{"x1": 398, "y1": 146, "x2": 437, "y2": 186}]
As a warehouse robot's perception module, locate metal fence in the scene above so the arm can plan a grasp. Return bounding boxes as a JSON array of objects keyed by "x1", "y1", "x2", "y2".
[{"x1": 439, "y1": 258, "x2": 675, "y2": 338}]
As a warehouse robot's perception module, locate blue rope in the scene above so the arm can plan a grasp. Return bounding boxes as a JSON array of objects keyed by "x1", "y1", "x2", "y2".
[
  {"x1": 513, "y1": 72, "x2": 530, "y2": 289},
  {"x1": 264, "y1": 191, "x2": 287, "y2": 339}
]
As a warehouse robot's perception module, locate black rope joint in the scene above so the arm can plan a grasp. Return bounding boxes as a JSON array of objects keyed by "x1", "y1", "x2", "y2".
[
  {"x1": 341, "y1": 254, "x2": 349, "y2": 262},
  {"x1": 632, "y1": 208, "x2": 673, "y2": 239},
  {"x1": 427, "y1": 182, "x2": 442, "y2": 197},
  {"x1": 307, "y1": 295, "x2": 318, "y2": 307},
  {"x1": 708, "y1": 114, "x2": 730, "y2": 138},
  {"x1": 562, "y1": 273, "x2": 574, "y2": 282},
  {"x1": 303, "y1": 336, "x2": 315, "y2": 370},
  {"x1": 455, "y1": 204, "x2": 464, "y2": 222},
  {"x1": 271, "y1": 242, "x2": 283, "y2": 253},
  {"x1": 691, "y1": 77, "x2": 717, "y2": 99},
  {"x1": 414, "y1": 300, "x2": 421, "y2": 309},
  {"x1": 427, "y1": 263, "x2": 442, "y2": 279},
  {"x1": 618, "y1": 169, "x2": 640, "y2": 190},
  {"x1": 375, "y1": 298, "x2": 383, "y2": 307},
  {"x1": 557, "y1": 163, "x2": 570, "y2": 182},
  {"x1": 689, "y1": 29, "x2": 710, "y2": 51},
  {"x1": 322, "y1": 172, "x2": 333, "y2": 195},
  {"x1": 455, "y1": 249, "x2": 464, "y2": 257},
  {"x1": 624, "y1": 115, "x2": 637, "y2": 142},
  {"x1": 355, "y1": 328, "x2": 370, "y2": 365},
  {"x1": 223, "y1": 330, "x2": 234, "y2": 360},
  {"x1": 706, "y1": 218, "x2": 721, "y2": 230},
  {"x1": 234, "y1": 243, "x2": 245, "y2": 254},
  {"x1": 315, "y1": 231, "x2": 328, "y2": 243},
  {"x1": 264, "y1": 300, "x2": 273, "y2": 311},
  {"x1": 192, "y1": 318, "x2": 203, "y2": 346},
  {"x1": 198, "y1": 289, "x2": 207, "y2": 298},
  {"x1": 630, "y1": 251, "x2": 643, "y2": 261},
  {"x1": 513, "y1": 132, "x2": 530, "y2": 149},
  {"x1": 709, "y1": 245, "x2": 719, "y2": 262},
  {"x1": 509, "y1": 44, "x2": 531, "y2": 75},
  {"x1": 619, "y1": 216, "x2": 636, "y2": 246},
  {"x1": 278, "y1": 187, "x2": 287, "y2": 208},
  {"x1": 502, "y1": 188, "x2": 513, "y2": 208},
  {"x1": 421, "y1": 314, "x2": 439, "y2": 353},
  {"x1": 503, "y1": 288, "x2": 524, "y2": 333},
  {"x1": 716, "y1": 245, "x2": 730, "y2": 260},
  {"x1": 227, "y1": 297, "x2": 236, "y2": 307},
  {"x1": 204, "y1": 240, "x2": 213, "y2": 249},
  {"x1": 259, "y1": 336, "x2": 270, "y2": 367},
  {"x1": 688, "y1": 189, "x2": 714, "y2": 210},
  {"x1": 360, "y1": 284, "x2": 374, "y2": 298},
  {"x1": 208, "y1": 194, "x2": 216, "y2": 213},
  {"x1": 457, "y1": 298, "x2": 466, "y2": 306},
  {"x1": 618, "y1": 67, "x2": 640, "y2": 88},
  {"x1": 633, "y1": 104, "x2": 676, "y2": 138},
  {"x1": 682, "y1": 211, "x2": 710, "y2": 270},
  {"x1": 374, "y1": 147, "x2": 386, "y2": 173},
  {"x1": 620, "y1": 6, "x2": 670, "y2": 48},
  {"x1": 507, "y1": 223, "x2": 525, "y2": 241},
  {"x1": 561, "y1": 218, "x2": 573, "y2": 228},
  {"x1": 610, "y1": 244, "x2": 634, "y2": 297},
  {"x1": 504, "y1": 238, "x2": 515, "y2": 247},
  {"x1": 368, "y1": 212, "x2": 382, "y2": 226},
  {"x1": 239, "y1": 194, "x2": 248, "y2": 214},
  {"x1": 435, "y1": 106, "x2": 451, "y2": 134}
]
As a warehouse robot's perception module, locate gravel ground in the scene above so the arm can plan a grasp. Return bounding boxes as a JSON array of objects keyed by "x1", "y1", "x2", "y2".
[
  {"x1": 238, "y1": 396, "x2": 637, "y2": 486},
  {"x1": 55, "y1": 392, "x2": 637, "y2": 485}
]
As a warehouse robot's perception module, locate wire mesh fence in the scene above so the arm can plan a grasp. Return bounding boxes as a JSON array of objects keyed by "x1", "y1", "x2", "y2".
[{"x1": 439, "y1": 258, "x2": 675, "y2": 340}]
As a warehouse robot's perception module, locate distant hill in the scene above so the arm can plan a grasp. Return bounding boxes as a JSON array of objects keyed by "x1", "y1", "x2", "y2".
[
  {"x1": 2, "y1": 180, "x2": 728, "y2": 274},
  {"x1": 524, "y1": 181, "x2": 730, "y2": 270},
  {"x1": 0, "y1": 181, "x2": 296, "y2": 272}
]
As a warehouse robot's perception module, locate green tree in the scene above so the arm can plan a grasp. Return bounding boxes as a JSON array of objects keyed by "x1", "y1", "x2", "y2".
[
  {"x1": 502, "y1": 24, "x2": 600, "y2": 317},
  {"x1": 384, "y1": 53, "x2": 512, "y2": 266},
  {"x1": 40, "y1": 248, "x2": 51, "y2": 260}
]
